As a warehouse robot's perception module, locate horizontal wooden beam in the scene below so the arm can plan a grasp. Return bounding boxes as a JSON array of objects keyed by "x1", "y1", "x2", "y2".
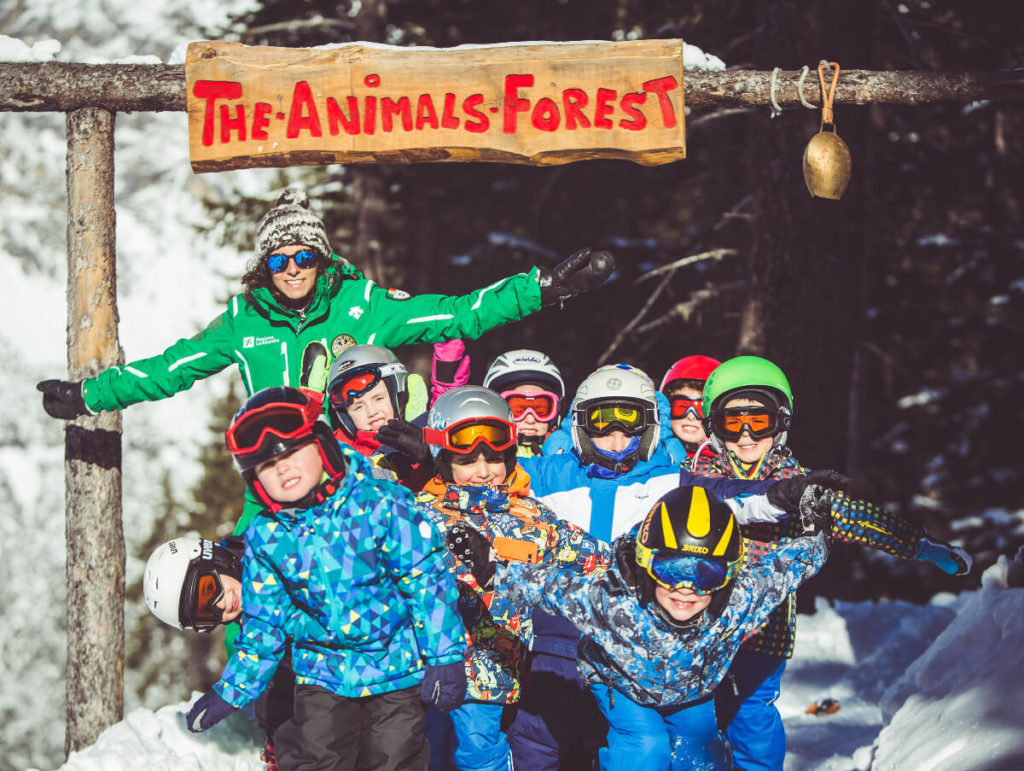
[{"x1": 0, "y1": 62, "x2": 1020, "y2": 114}]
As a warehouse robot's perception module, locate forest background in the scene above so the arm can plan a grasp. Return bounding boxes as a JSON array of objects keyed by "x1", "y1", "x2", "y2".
[{"x1": 2, "y1": 1, "x2": 1022, "y2": 769}]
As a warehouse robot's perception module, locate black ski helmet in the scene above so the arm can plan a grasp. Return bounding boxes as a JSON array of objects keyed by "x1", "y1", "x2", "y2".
[
  {"x1": 631, "y1": 485, "x2": 744, "y2": 627},
  {"x1": 226, "y1": 386, "x2": 346, "y2": 511}
]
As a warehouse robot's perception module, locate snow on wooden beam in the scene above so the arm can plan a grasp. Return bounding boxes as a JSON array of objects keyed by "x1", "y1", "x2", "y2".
[{"x1": 0, "y1": 62, "x2": 1020, "y2": 115}]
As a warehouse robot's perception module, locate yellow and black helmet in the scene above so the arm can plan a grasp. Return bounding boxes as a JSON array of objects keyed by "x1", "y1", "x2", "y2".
[{"x1": 635, "y1": 485, "x2": 743, "y2": 595}]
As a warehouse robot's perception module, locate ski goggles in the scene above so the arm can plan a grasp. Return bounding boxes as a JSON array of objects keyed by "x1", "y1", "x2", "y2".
[
  {"x1": 328, "y1": 364, "x2": 404, "y2": 408},
  {"x1": 576, "y1": 400, "x2": 655, "y2": 436},
  {"x1": 669, "y1": 395, "x2": 703, "y2": 420},
  {"x1": 181, "y1": 568, "x2": 226, "y2": 631},
  {"x1": 226, "y1": 391, "x2": 322, "y2": 457},
  {"x1": 502, "y1": 390, "x2": 559, "y2": 423},
  {"x1": 635, "y1": 546, "x2": 736, "y2": 595},
  {"x1": 266, "y1": 249, "x2": 318, "y2": 273},
  {"x1": 423, "y1": 417, "x2": 517, "y2": 455},
  {"x1": 710, "y1": 406, "x2": 780, "y2": 441}
]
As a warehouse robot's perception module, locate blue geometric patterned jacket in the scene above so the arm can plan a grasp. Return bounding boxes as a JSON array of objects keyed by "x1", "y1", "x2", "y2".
[{"x1": 215, "y1": 442, "x2": 467, "y2": 707}]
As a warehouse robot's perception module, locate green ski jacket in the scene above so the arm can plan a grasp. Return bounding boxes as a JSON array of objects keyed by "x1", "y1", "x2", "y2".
[{"x1": 82, "y1": 262, "x2": 542, "y2": 412}]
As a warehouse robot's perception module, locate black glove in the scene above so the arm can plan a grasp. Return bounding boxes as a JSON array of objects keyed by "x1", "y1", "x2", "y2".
[
  {"x1": 445, "y1": 521, "x2": 496, "y2": 590},
  {"x1": 375, "y1": 419, "x2": 432, "y2": 463},
  {"x1": 797, "y1": 485, "x2": 834, "y2": 534},
  {"x1": 538, "y1": 248, "x2": 615, "y2": 307},
  {"x1": 37, "y1": 379, "x2": 89, "y2": 420},
  {"x1": 421, "y1": 660, "x2": 468, "y2": 713},
  {"x1": 185, "y1": 689, "x2": 235, "y2": 733},
  {"x1": 766, "y1": 469, "x2": 849, "y2": 516}
]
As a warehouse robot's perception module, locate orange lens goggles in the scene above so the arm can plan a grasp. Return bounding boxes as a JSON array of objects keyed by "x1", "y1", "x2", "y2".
[
  {"x1": 423, "y1": 418, "x2": 517, "y2": 454},
  {"x1": 191, "y1": 571, "x2": 225, "y2": 625},
  {"x1": 713, "y1": 407, "x2": 778, "y2": 440}
]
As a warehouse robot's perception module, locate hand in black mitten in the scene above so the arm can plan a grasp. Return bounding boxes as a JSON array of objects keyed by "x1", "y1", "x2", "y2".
[
  {"x1": 538, "y1": 248, "x2": 616, "y2": 307},
  {"x1": 375, "y1": 419, "x2": 432, "y2": 463},
  {"x1": 37, "y1": 379, "x2": 89, "y2": 420},
  {"x1": 797, "y1": 485, "x2": 834, "y2": 534},
  {"x1": 766, "y1": 469, "x2": 849, "y2": 513},
  {"x1": 185, "y1": 689, "x2": 235, "y2": 733},
  {"x1": 445, "y1": 521, "x2": 496, "y2": 590},
  {"x1": 421, "y1": 661, "x2": 467, "y2": 713}
]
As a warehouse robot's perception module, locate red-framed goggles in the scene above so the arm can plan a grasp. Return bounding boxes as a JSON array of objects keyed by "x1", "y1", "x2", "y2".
[
  {"x1": 180, "y1": 568, "x2": 226, "y2": 631},
  {"x1": 501, "y1": 390, "x2": 559, "y2": 423},
  {"x1": 328, "y1": 363, "x2": 404, "y2": 408},
  {"x1": 669, "y1": 395, "x2": 703, "y2": 420},
  {"x1": 423, "y1": 417, "x2": 517, "y2": 455},
  {"x1": 710, "y1": 406, "x2": 780, "y2": 441},
  {"x1": 576, "y1": 399, "x2": 656, "y2": 436},
  {"x1": 635, "y1": 547, "x2": 736, "y2": 595},
  {"x1": 226, "y1": 390, "x2": 323, "y2": 457}
]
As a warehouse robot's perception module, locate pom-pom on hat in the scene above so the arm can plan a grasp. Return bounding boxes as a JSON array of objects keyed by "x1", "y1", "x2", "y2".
[{"x1": 255, "y1": 188, "x2": 333, "y2": 263}]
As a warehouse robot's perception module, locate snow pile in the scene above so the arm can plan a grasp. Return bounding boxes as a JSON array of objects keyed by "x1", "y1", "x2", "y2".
[
  {"x1": 872, "y1": 551, "x2": 1024, "y2": 770},
  {"x1": 0, "y1": 35, "x2": 61, "y2": 61}
]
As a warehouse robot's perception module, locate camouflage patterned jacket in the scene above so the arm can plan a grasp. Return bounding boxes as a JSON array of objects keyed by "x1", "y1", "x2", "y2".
[
  {"x1": 416, "y1": 467, "x2": 611, "y2": 704},
  {"x1": 691, "y1": 446, "x2": 926, "y2": 658},
  {"x1": 495, "y1": 525, "x2": 828, "y2": 708},
  {"x1": 214, "y1": 442, "x2": 467, "y2": 708}
]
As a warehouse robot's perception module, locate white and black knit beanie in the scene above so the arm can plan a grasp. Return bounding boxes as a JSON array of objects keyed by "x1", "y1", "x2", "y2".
[{"x1": 254, "y1": 188, "x2": 333, "y2": 263}]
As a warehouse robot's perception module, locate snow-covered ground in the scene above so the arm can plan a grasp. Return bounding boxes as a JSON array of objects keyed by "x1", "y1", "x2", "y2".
[{"x1": 34, "y1": 552, "x2": 1024, "y2": 771}]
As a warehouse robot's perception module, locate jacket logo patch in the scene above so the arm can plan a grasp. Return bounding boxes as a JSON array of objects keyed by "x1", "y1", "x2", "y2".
[
  {"x1": 245, "y1": 336, "x2": 280, "y2": 347},
  {"x1": 243, "y1": 336, "x2": 255, "y2": 348},
  {"x1": 387, "y1": 288, "x2": 410, "y2": 300},
  {"x1": 348, "y1": 306, "x2": 365, "y2": 319},
  {"x1": 331, "y1": 335, "x2": 356, "y2": 356}
]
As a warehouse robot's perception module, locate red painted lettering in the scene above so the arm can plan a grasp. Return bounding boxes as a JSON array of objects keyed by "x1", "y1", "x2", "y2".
[
  {"x1": 643, "y1": 76, "x2": 679, "y2": 128},
  {"x1": 415, "y1": 94, "x2": 439, "y2": 130},
  {"x1": 531, "y1": 97, "x2": 560, "y2": 132},
  {"x1": 286, "y1": 81, "x2": 322, "y2": 139},
  {"x1": 220, "y1": 104, "x2": 246, "y2": 143},
  {"x1": 364, "y1": 96, "x2": 377, "y2": 135},
  {"x1": 382, "y1": 96, "x2": 413, "y2": 132},
  {"x1": 595, "y1": 88, "x2": 617, "y2": 129},
  {"x1": 326, "y1": 96, "x2": 360, "y2": 136},
  {"x1": 618, "y1": 93, "x2": 647, "y2": 131},
  {"x1": 503, "y1": 74, "x2": 534, "y2": 134},
  {"x1": 441, "y1": 94, "x2": 460, "y2": 129},
  {"x1": 252, "y1": 103, "x2": 271, "y2": 140},
  {"x1": 463, "y1": 94, "x2": 489, "y2": 133},
  {"x1": 562, "y1": 89, "x2": 591, "y2": 130},
  {"x1": 193, "y1": 80, "x2": 243, "y2": 147}
]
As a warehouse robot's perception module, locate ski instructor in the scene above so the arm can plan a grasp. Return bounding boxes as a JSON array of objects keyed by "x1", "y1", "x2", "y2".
[{"x1": 37, "y1": 188, "x2": 614, "y2": 524}]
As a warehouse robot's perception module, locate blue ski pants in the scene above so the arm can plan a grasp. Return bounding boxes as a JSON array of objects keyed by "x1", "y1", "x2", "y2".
[
  {"x1": 590, "y1": 684, "x2": 731, "y2": 771},
  {"x1": 450, "y1": 701, "x2": 514, "y2": 771},
  {"x1": 715, "y1": 650, "x2": 787, "y2": 771}
]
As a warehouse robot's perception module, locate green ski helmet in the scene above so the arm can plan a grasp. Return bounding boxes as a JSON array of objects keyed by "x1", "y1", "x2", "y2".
[{"x1": 702, "y1": 356, "x2": 793, "y2": 451}]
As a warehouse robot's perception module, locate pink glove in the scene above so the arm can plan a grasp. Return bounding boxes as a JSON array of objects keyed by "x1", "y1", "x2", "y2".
[{"x1": 431, "y1": 339, "x2": 470, "y2": 406}]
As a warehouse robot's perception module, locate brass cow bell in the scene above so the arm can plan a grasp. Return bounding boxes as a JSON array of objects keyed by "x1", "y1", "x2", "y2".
[
  {"x1": 803, "y1": 61, "x2": 852, "y2": 200},
  {"x1": 803, "y1": 125, "x2": 852, "y2": 200}
]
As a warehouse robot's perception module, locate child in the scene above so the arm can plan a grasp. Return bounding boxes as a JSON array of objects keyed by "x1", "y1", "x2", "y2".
[
  {"x1": 483, "y1": 349, "x2": 566, "y2": 457},
  {"x1": 693, "y1": 355, "x2": 972, "y2": 771},
  {"x1": 660, "y1": 355, "x2": 721, "y2": 458},
  {"x1": 184, "y1": 386, "x2": 469, "y2": 771},
  {"x1": 415, "y1": 386, "x2": 610, "y2": 771},
  {"x1": 144, "y1": 536, "x2": 291, "y2": 769},
  {"x1": 490, "y1": 484, "x2": 831, "y2": 771}
]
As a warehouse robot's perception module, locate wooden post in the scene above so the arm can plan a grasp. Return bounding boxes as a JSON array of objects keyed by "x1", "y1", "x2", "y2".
[{"x1": 64, "y1": 107, "x2": 125, "y2": 756}]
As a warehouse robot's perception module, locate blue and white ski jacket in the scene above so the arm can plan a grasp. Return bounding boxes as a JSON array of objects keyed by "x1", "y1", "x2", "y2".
[
  {"x1": 518, "y1": 443, "x2": 781, "y2": 544},
  {"x1": 214, "y1": 443, "x2": 467, "y2": 707},
  {"x1": 496, "y1": 526, "x2": 829, "y2": 707}
]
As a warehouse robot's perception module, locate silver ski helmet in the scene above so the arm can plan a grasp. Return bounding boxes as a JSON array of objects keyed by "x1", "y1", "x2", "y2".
[
  {"x1": 326, "y1": 344, "x2": 409, "y2": 437},
  {"x1": 571, "y1": 364, "x2": 660, "y2": 472},
  {"x1": 425, "y1": 386, "x2": 518, "y2": 481},
  {"x1": 143, "y1": 536, "x2": 241, "y2": 633}
]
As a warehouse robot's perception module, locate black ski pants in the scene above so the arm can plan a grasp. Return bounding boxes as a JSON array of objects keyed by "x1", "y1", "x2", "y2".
[{"x1": 273, "y1": 684, "x2": 429, "y2": 771}]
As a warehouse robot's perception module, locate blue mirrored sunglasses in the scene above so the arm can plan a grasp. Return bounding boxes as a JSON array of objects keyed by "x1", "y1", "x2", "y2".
[
  {"x1": 267, "y1": 249, "x2": 317, "y2": 274},
  {"x1": 648, "y1": 554, "x2": 731, "y2": 595}
]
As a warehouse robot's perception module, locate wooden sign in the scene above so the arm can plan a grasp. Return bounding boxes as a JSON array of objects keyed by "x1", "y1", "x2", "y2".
[{"x1": 185, "y1": 39, "x2": 686, "y2": 172}]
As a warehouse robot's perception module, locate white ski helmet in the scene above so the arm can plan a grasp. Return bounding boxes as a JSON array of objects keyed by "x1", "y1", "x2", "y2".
[
  {"x1": 571, "y1": 364, "x2": 660, "y2": 471},
  {"x1": 326, "y1": 344, "x2": 409, "y2": 437},
  {"x1": 143, "y1": 537, "x2": 240, "y2": 632},
  {"x1": 483, "y1": 349, "x2": 565, "y2": 399}
]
